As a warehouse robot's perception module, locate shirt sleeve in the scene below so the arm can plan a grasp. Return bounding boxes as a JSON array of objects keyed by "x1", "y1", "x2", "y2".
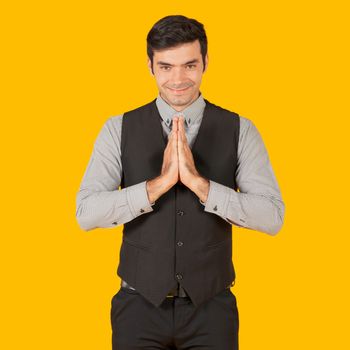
[
  {"x1": 75, "y1": 115, "x2": 155, "y2": 231},
  {"x1": 199, "y1": 116, "x2": 285, "y2": 235}
]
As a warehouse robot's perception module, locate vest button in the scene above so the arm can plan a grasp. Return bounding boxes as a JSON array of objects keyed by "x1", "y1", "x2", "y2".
[
  {"x1": 177, "y1": 241, "x2": 183, "y2": 246},
  {"x1": 112, "y1": 221, "x2": 118, "y2": 225},
  {"x1": 177, "y1": 210, "x2": 184, "y2": 216},
  {"x1": 176, "y1": 273, "x2": 183, "y2": 280}
]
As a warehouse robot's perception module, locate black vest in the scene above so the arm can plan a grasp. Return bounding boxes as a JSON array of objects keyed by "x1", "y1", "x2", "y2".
[{"x1": 118, "y1": 98, "x2": 240, "y2": 308}]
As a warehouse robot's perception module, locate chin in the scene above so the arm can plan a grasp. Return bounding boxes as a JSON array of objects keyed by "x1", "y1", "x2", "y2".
[{"x1": 171, "y1": 97, "x2": 193, "y2": 106}]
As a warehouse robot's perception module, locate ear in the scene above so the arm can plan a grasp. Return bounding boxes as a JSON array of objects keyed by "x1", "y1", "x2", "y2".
[
  {"x1": 147, "y1": 58, "x2": 154, "y2": 76},
  {"x1": 203, "y1": 53, "x2": 209, "y2": 73}
]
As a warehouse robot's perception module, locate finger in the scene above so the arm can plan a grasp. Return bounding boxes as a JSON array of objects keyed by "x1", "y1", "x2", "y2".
[
  {"x1": 180, "y1": 116, "x2": 187, "y2": 142},
  {"x1": 173, "y1": 117, "x2": 178, "y2": 133},
  {"x1": 169, "y1": 117, "x2": 177, "y2": 142},
  {"x1": 173, "y1": 118, "x2": 179, "y2": 141},
  {"x1": 176, "y1": 116, "x2": 182, "y2": 140},
  {"x1": 177, "y1": 121, "x2": 185, "y2": 157},
  {"x1": 178, "y1": 116, "x2": 186, "y2": 146},
  {"x1": 172, "y1": 118, "x2": 178, "y2": 150}
]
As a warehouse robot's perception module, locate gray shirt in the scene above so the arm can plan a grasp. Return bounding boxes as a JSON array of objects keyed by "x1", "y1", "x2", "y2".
[{"x1": 76, "y1": 92, "x2": 285, "y2": 235}]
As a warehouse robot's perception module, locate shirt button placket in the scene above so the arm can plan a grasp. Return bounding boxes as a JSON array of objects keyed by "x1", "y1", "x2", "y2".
[{"x1": 176, "y1": 207, "x2": 185, "y2": 286}]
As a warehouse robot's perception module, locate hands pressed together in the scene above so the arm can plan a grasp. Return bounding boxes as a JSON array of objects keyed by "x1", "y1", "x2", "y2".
[{"x1": 146, "y1": 116, "x2": 210, "y2": 204}]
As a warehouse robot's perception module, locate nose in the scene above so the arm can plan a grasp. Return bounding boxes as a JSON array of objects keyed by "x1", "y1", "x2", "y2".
[{"x1": 170, "y1": 67, "x2": 187, "y2": 86}]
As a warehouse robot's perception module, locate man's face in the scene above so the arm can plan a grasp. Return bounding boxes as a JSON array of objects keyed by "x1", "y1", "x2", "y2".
[{"x1": 147, "y1": 39, "x2": 208, "y2": 112}]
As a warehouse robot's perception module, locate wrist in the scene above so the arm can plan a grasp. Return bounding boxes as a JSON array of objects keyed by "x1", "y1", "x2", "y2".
[
  {"x1": 191, "y1": 175, "x2": 210, "y2": 202},
  {"x1": 146, "y1": 175, "x2": 172, "y2": 203}
]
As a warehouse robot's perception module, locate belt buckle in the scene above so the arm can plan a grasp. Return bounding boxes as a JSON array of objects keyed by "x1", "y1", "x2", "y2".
[
  {"x1": 166, "y1": 287, "x2": 178, "y2": 298},
  {"x1": 168, "y1": 284, "x2": 188, "y2": 298},
  {"x1": 166, "y1": 283, "x2": 182, "y2": 298}
]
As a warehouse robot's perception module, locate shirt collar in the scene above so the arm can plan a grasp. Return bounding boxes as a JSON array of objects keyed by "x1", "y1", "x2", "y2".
[{"x1": 155, "y1": 91, "x2": 206, "y2": 128}]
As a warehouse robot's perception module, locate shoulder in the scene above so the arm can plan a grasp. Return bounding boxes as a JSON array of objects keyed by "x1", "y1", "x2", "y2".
[
  {"x1": 94, "y1": 114, "x2": 124, "y2": 148},
  {"x1": 100, "y1": 98, "x2": 155, "y2": 140},
  {"x1": 206, "y1": 100, "x2": 256, "y2": 133},
  {"x1": 122, "y1": 99, "x2": 156, "y2": 120},
  {"x1": 236, "y1": 115, "x2": 266, "y2": 158},
  {"x1": 238, "y1": 115, "x2": 262, "y2": 139},
  {"x1": 106, "y1": 114, "x2": 123, "y2": 130},
  {"x1": 238, "y1": 115, "x2": 255, "y2": 136},
  {"x1": 206, "y1": 100, "x2": 239, "y2": 119}
]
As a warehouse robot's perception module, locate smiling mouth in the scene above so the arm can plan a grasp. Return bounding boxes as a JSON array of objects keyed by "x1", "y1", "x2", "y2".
[{"x1": 168, "y1": 86, "x2": 191, "y2": 93}]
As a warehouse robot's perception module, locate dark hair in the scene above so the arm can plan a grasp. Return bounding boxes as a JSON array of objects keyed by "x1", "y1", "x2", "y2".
[{"x1": 147, "y1": 15, "x2": 208, "y2": 74}]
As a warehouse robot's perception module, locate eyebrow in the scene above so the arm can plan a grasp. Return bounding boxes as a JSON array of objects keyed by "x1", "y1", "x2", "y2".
[{"x1": 156, "y1": 59, "x2": 200, "y2": 66}]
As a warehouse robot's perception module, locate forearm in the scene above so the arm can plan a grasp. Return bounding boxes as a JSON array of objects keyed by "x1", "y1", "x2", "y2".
[
  {"x1": 226, "y1": 189, "x2": 285, "y2": 235},
  {"x1": 199, "y1": 180, "x2": 285, "y2": 235},
  {"x1": 76, "y1": 181, "x2": 154, "y2": 231}
]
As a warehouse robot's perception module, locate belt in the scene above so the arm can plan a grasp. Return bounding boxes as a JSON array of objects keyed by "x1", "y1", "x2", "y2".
[{"x1": 121, "y1": 279, "x2": 235, "y2": 298}]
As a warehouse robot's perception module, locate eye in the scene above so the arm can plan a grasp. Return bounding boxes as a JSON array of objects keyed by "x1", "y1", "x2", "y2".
[
  {"x1": 160, "y1": 66, "x2": 171, "y2": 71},
  {"x1": 186, "y1": 65, "x2": 196, "y2": 69}
]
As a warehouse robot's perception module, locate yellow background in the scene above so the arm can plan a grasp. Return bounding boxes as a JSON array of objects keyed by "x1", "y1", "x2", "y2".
[{"x1": 1, "y1": 1, "x2": 349, "y2": 349}]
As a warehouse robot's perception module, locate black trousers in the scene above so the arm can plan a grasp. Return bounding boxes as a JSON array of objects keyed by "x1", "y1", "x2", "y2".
[{"x1": 110, "y1": 285, "x2": 239, "y2": 349}]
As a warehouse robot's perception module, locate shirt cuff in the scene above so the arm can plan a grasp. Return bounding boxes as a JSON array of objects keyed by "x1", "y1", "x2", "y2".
[
  {"x1": 126, "y1": 180, "x2": 154, "y2": 218},
  {"x1": 202, "y1": 180, "x2": 230, "y2": 217},
  {"x1": 201, "y1": 180, "x2": 247, "y2": 227}
]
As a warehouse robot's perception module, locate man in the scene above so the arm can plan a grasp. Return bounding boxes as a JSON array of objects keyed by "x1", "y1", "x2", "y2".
[{"x1": 76, "y1": 15, "x2": 285, "y2": 350}]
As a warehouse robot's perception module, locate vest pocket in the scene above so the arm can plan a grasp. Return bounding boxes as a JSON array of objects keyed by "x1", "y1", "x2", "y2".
[{"x1": 122, "y1": 236, "x2": 152, "y2": 252}]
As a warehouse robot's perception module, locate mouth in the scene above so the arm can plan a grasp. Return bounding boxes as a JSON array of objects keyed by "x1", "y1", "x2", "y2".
[{"x1": 167, "y1": 86, "x2": 191, "y2": 94}]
